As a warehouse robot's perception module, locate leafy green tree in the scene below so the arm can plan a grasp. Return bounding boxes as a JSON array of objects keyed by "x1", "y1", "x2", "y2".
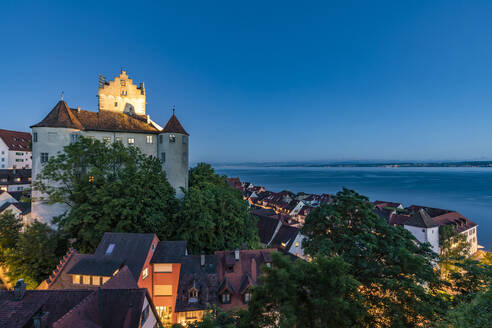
[
  {"x1": 0, "y1": 212, "x2": 65, "y2": 288},
  {"x1": 439, "y1": 224, "x2": 470, "y2": 279},
  {"x1": 174, "y1": 163, "x2": 259, "y2": 254},
  {"x1": 0, "y1": 211, "x2": 22, "y2": 263},
  {"x1": 171, "y1": 306, "x2": 248, "y2": 328},
  {"x1": 437, "y1": 284, "x2": 492, "y2": 328},
  {"x1": 302, "y1": 188, "x2": 447, "y2": 328},
  {"x1": 33, "y1": 137, "x2": 179, "y2": 252},
  {"x1": 247, "y1": 253, "x2": 365, "y2": 328}
]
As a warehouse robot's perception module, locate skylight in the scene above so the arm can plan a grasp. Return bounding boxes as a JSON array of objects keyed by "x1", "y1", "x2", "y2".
[{"x1": 106, "y1": 243, "x2": 115, "y2": 255}]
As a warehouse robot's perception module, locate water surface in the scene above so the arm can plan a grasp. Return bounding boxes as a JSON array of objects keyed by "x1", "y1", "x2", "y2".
[{"x1": 214, "y1": 166, "x2": 492, "y2": 250}]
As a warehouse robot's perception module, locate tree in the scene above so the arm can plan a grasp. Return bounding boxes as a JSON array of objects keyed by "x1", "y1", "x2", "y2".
[
  {"x1": 439, "y1": 224, "x2": 470, "y2": 279},
  {"x1": 437, "y1": 284, "x2": 492, "y2": 328},
  {"x1": 247, "y1": 253, "x2": 365, "y2": 328},
  {"x1": 302, "y1": 188, "x2": 447, "y2": 328},
  {"x1": 174, "y1": 163, "x2": 259, "y2": 254},
  {"x1": 0, "y1": 212, "x2": 65, "y2": 288},
  {"x1": 33, "y1": 137, "x2": 179, "y2": 252},
  {"x1": 0, "y1": 211, "x2": 22, "y2": 264}
]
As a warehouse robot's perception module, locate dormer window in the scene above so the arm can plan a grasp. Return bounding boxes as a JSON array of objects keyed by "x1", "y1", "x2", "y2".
[
  {"x1": 188, "y1": 287, "x2": 199, "y2": 303},
  {"x1": 244, "y1": 291, "x2": 252, "y2": 304},
  {"x1": 169, "y1": 134, "x2": 176, "y2": 143},
  {"x1": 221, "y1": 292, "x2": 231, "y2": 304},
  {"x1": 106, "y1": 243, "x2": 115, "y2": 255}
]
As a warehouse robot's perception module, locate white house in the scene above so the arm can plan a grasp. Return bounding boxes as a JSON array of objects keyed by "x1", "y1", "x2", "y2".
[{"x1": 0, "y1": 129, "x2": 32, "y2": 169}]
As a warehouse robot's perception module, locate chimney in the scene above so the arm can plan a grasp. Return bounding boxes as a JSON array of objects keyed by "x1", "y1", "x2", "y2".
[
  {"x1": 14, "y1": 279, "x2": 26, "y2": 301},
  {"x1": 200, "y1": 252, "x2": 205, "y2": 267},
  {"x1": 33, "y1": 311, "x2": 48, "y2": 328},
  {"x1": 234, "y1": 249, "x2": 240, "y2": 261},
  {"x1": 251, "y1": 258, "x2": 257, "y2": 281}
]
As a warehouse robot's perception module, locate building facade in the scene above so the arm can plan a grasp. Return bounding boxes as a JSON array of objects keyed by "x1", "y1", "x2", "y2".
[
  {"x1": 0, "y1": 129, "x2": 32, "y2": 169},
  {"x1": 30, "y1": 71, "x2": 189, "y2": 224}
]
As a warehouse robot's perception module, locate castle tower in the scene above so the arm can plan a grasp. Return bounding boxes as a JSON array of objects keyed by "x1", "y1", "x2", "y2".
[
  {"x1": 98, "y1": 70, "x2": 146, "y2": 115},
  {"x1": 158, "y1": 111, "x2": 189, "y2": 198}
]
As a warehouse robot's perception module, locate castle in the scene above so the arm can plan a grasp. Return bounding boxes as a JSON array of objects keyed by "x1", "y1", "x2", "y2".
[{"x1": 31, "y1": 71, "x2": 189, "y2": 224}]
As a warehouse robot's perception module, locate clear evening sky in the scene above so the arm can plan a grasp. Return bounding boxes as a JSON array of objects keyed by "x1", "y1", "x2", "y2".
[{"x1": 2, "y1": 1, "x2": 492, "y2": 163}]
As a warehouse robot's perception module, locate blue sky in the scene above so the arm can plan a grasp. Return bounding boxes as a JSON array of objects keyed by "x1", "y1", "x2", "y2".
[{"x1": 2, "y1": 0, "x2": 492, "y2": 163}]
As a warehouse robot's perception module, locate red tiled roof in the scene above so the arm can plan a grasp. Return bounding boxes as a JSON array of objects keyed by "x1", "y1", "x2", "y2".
[
  {"x1": 162, "y1": 114, "x2": 189, "y2": 135},
  {"x1": 432, "y1": 211, "x2": 477, "y2": 233},
  {"x1": 0, "y1": 129, "x2": 31, "y2": 151},
  {"x1": 31, "y1": 101, "x2": 160, "y2": 134}
]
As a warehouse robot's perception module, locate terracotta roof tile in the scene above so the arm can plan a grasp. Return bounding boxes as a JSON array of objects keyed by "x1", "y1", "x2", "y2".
[
  {"x1": 31, "y1": 101, "x2": 160, "y2": 134},
  {"x1": 162, "y1": 114, "x2": 189, "y2": 135},
  {"x1": 0, "y1": 129, "x2": 31, "y2": 151}
]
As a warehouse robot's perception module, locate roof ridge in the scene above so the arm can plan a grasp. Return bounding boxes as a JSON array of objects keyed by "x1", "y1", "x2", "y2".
[{"x1": 46, "y1": 248, "x2": 77, "y2": 287}]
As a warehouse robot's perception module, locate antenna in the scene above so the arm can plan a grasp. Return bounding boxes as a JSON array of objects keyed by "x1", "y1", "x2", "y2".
[
  {"x1": 61, "y1": 91, "x2": 64, "y2": 101},
  {"x1": 171, "y1": 104, "x2": 175, "y2": 115}
]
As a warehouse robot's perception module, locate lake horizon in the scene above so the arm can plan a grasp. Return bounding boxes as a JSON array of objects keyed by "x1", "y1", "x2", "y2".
[{"x1": 214, "y1": 165, "x2": 492, "y2": 251}]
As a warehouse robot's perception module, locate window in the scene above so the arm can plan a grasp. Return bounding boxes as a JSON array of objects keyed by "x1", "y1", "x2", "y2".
[
  {"x1": 266, "y1": 262, "x2": 271, "y2": 268},
  {"x1": 40, "y1": 152, "x2": 49, "y2": 163},
  {"x1": 16, "y1": 152, "x2": 23, "y2": 156},
  {"x1": 121, "y1": 91, "x2": 127, "y2": 96},
  {"x1": 159, "y1": 135, "x2": 163, "y2": 144},
  {"x1": 17, "y1": 187, "x2": 23, "y2": 191},
  {"x1": 142, "y1": 267, "x2": 149, "y2": 279},
  {"x1": 185, "y1": 311, "x2": 199, "y2": 319},
  {"x1": 33, "y1": 132, "x2": 38, "y2": 142},
  {"x1": 83, "y1": 275, "x2": 91, "y2": 285},
  {"x1": 189, "y1": 288, "x2": 199, "y2": 301},
  {"x1": 182, "y1": 152, "x2": 187, "y2": 163},
  {"x1": 141, "y1": 305, "x2": 150, "y2": 326},
  {"x1": 92, "y1": 276, "x2": 100, "y2": 286},
  {"x1": 88, "y1": 176, "x2": 94, "y2": 183},
  {"x1": 146, "y1": 135, "x2": 153, "y2": 144},
  {"x1": 161, "y1": 152, "x2": 166, "y2": 163},
  {"x1": 71, "y1": 133, "x2": 79, "y2": 144},
  {"x1": 221, "y1": 293, "x2": 231, "y2": 304},
  {"x1": 102, "y1": 137, "x2": 111, "y2": 144},
  {"x1": 127, "y1": 138, "x2": 135, "y2": 145},
  {"x1": 15, "y1": 159, "x2": 23, "y2": 162},
  {"x1": 48, "y1": 132, "x2": 57, "y2": 142},
  {"x1": 72, "y1": 275, "x2": 81, "y2": 284},
  {"x1": 0, "y1": 151, "x2": 3, "y2": 154},
  {"x1": 106, "y1": 243, "x2": 115, "y2": 255},
  {"x1": 154, "y1": 263, "x2": 173, "y2": 272},
  {"x1": 295, "y1": 242, "x2": 299, "y2": 247},
  {"x1": 154, "y1": 285, "x2": 173, "y2": 296},
  {"x1": 182, "y1": 136, "x2": 187, "y2": 144},
  {"x1": 156, "y1": 306, "x2": 172, "y2": 325},
  {"x1": 169, "y1": 134, "x2": 176, "y2": 143},
  {"x1": 115, "y1": 137, "x2": 122, "y2": 143},
  {"x1": 244, "y1": 291, "x2": 252, "y2": 304},
  {"x1": 114, "y1": 102, "x2": 118, "y2": 107},
  {"x1": 1, "y1": 158, "x2": 4, "y2": 162}
]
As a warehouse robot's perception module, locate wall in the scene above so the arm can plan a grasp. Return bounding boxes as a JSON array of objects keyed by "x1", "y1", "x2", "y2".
[
  {"x1": 141, "y1": 296, "x2": 159, "y2": 328},
  {"x1": 31, "y1": 127, "x2": 160, "y2": 224},
  {"x1": 0, "y1": 139, "x2": 8, "y2": 169},
  {"x1": 404, "y1": 225, "x2": 440, "y2": 254},
  {"x1": 137, "y1": 235, "x2": 160, "y2": 295},
  {"x1": 288, "y1": 233, "x2": 306, "y2": 259},
  {"x1": 9, "y1": 150, "x2": 32, "y2": 169},
  {"x1": 31, "y1": 126, "x2": 78, "y2": 224},
  {"x1": 151, "y1": 262, "x2": 182, "y2": 324},
  {"x1": 98, "y1": 71, "x2": 146, "y2": 116},
  {"x1": 157, "y1": 133, "x2": 188, "y2": 198},
  {"x1": 461, "y1": 226, "x2": 478, "y2": 255}
]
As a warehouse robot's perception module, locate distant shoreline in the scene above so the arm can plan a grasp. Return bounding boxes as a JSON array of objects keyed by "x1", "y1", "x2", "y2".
[{"x1": 214, "y1": 161, "x2": 492, "y2": 168}]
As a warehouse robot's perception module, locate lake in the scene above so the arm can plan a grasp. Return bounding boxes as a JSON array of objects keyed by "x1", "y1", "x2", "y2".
[{"x1": 214, "y1": 166, "x2": 492, "y2": 251}]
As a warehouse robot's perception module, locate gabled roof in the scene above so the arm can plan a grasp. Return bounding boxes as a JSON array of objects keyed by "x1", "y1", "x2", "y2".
[
  {"x1": 31, "y1": 101, "x2": 160, "y2": 134},
  {"x1": 0, "y1": 289, "x2": 93, "y2": 328},
  {"x1": 93, "y1": 233, "x2": 156, "y2": 279},
  {"x1": 151, "y1": 240, "x2": 187, "y2": 263},
  {"x1": 175, "y1": 255, "x2": 218, "y2": 312},
  {"x1": 269, "y1": 224, "x2": 300, "y2": 250},
  {"x1": 67, "y1": 256, "x2": 124, "y2": 276},
  {"x1": 0, "y1": 129, "x2": 31, "y2": 151},
  {"x1": 404, "y1": 208, "x2": 439, "y2": 228},
  {"x1": 31, "y1": 100, "x2": 83, "y2": 129},
  {"x1": 162, "y1": 114, "x2": 189, "y2": 135},
  {"x1": 238, "y1": 273, "x2": 255, "y2": 295},
  {"x1": 253, "y1": 212, "x2": 282, "y2": 245}
]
